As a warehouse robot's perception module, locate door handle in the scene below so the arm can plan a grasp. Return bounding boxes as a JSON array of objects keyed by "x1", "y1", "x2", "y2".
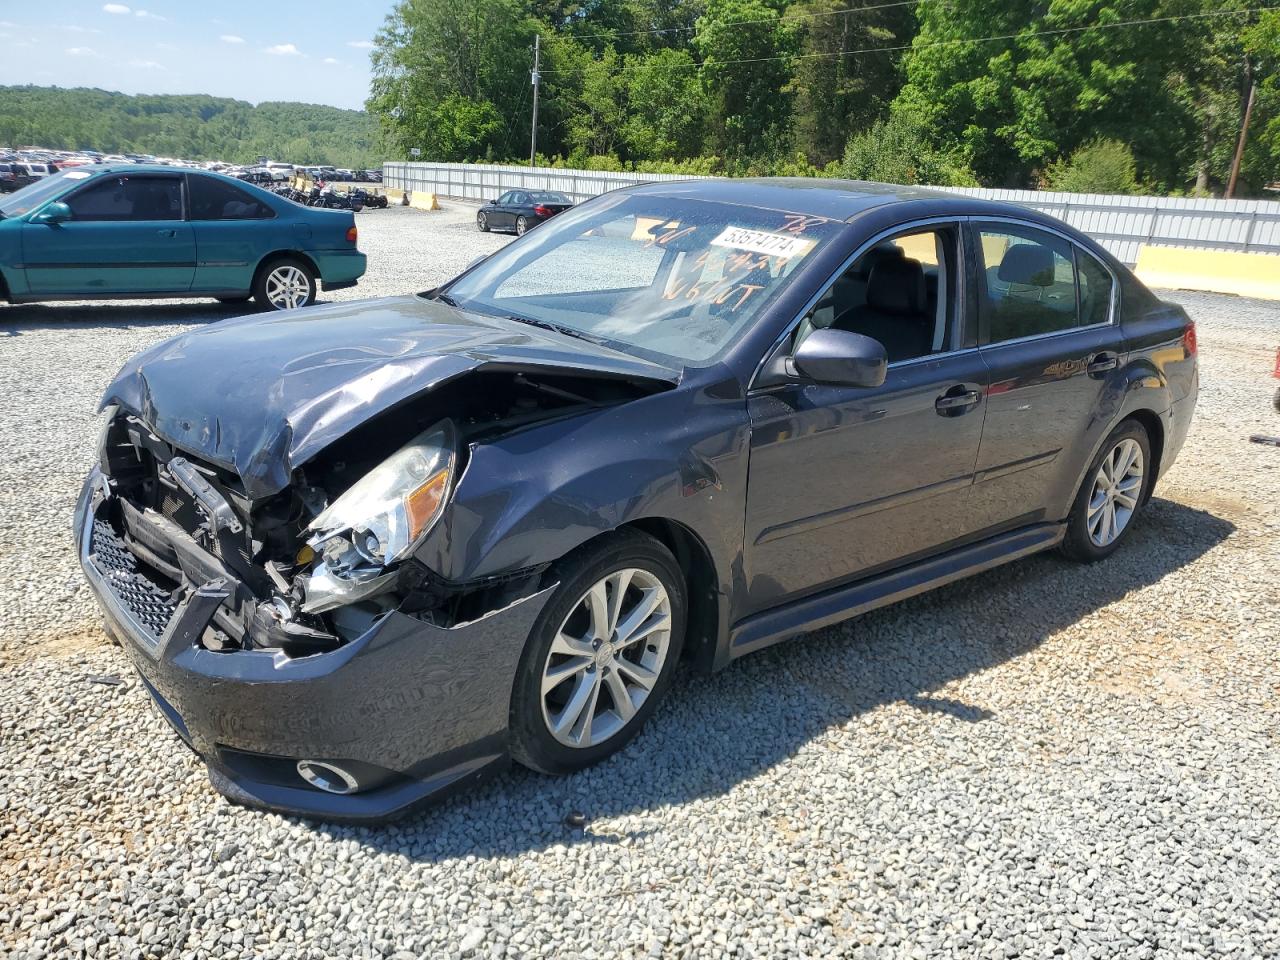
[
  {"x1": 935, "y1": 387, "x2": 982, "y2": 415},
  {"x1": 1087, "y1": 352, "x2": 1119, "y2": 375},
  {"x1": 156, "y1": 228, "x2": 178, "y2": 238}
]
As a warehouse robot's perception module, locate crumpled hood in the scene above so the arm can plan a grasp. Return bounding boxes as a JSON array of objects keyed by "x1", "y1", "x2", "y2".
[{"x1": 101, "y1": 295, "x2": 678, "y2": 499}]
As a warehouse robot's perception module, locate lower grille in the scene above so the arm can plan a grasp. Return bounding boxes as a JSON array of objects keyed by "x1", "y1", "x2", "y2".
[{"x1": 90, "y1": 519, "x2": 178, "y2": 642}]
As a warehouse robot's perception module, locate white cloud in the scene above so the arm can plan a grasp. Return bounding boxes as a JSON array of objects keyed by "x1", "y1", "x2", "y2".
[
  {"x1": 322, "y1": 57, "x2": 340, "y2": 65},
  {"x1": 135, "y1": 9, "x2": 166, "y2": 20},
  {"x1": 128, "y1": 58, "x2": 164, "y2": 69},
  {"x1": 0, "y1": 21, "x2": 16, "y2": 28},
  {"x1": 264, "y1": 43, "x2": 301, "y2": 56},
  {"x1": 63, "y1": 25, "x2": 103, "y2": 34},
  {"x1": 102, "y1": 4, "x2": 131, "y2": 14},
  {"x1": 155, "y1": 41, "x2": 177, "y2": 50},
  {"x1": 220, "y1": 34, "x2": 245, "y2": 44},
  {"x1": 66, "y1": 46, "x2": 99, "y2": 56},
  {"x1": 347, "y1": 40, "x2": 374, "y2": 49}
]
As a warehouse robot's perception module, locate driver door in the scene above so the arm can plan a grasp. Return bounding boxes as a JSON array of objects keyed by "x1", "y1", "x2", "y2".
[
  {"x1": 22, "y1": 173, "x2": 194, "y2": 295},
  {"x1": 742, "y1": 222, "x2": 989, "y2": 614}
]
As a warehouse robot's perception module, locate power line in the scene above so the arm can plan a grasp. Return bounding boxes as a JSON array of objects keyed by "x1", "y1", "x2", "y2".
[
  {"x1": 542, "y1": 5, "x2": 1278, "y2": 77},
  {"x1": 564, "y1": 0, "x2": 936, "y2": 42}
]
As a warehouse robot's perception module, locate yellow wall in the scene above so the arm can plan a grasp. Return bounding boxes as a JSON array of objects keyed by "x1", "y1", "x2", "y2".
[{"x1": 1135, "y1": 246, "x2": 1280, "y2": 300}]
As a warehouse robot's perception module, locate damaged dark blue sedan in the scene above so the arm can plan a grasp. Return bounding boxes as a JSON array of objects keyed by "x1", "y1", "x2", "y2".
[{"x1": 76, "y1": 179, "x2": 1198, "y2": 820}]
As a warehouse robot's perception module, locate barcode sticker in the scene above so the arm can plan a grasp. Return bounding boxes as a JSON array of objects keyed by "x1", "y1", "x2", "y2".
[{"x1": 710, "y1": 226, "x2": 814, "y2": 259}]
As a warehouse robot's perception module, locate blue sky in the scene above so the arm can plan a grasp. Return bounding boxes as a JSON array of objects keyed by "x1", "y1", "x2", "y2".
[{"x1": 0, "y1": 1, "x2": 391, "y2": 110}]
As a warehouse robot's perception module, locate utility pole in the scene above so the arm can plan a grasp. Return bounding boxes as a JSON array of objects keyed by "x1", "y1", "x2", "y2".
[
  {"x1": 1226, "y1": 79, "x2": 1257, "y2": 200},
  {"x1": 529, "y1": 33, "x2": 541, "y2": 168}
]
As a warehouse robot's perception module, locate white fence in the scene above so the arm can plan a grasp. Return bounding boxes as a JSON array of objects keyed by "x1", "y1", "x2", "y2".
[{"x1": 383, "y1": 161, "x2": 1280, "y2": 264}]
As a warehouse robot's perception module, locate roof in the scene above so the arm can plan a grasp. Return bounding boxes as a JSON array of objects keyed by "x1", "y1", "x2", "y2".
[{"x1": 625, "y1": 177, "x2": 954, "y2": 221}]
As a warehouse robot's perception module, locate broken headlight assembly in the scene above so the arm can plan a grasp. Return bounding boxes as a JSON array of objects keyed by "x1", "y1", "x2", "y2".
[{"x1": 301, "y1": 420, "x2": 457, "y2": 614}]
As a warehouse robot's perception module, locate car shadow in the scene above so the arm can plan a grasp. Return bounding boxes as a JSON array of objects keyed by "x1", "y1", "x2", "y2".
[
  {"x1": 0, "y1": 298, "x2": 306, "y2": 335},
  {"x1": 305, "y1": 497, "x2": 1233, "y2": 860}
]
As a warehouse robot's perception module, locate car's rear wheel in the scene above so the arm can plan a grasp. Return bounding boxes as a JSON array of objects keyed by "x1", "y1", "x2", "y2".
[
  {"x1": 254, "y1": 257, "x2": 316, "y2": 311},
  {"x1": 516, "y1": 215, "x2": 529, "y2": 237},
  {"x1": 1061, "y1": 420, "x2": 1152, "y2": 562},
  {"x1": 509, "y1": 530, "x2": 686, "y2": 775},
  {"x1": 477, "y1": 211, "x2": 490, "y2": 232}
]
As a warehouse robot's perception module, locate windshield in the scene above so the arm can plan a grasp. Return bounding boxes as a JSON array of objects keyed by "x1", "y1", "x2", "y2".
[
  {"x1": 441, "y1": 192, "x2": 842, "y2": 365},
  {"x1": 0, "y1": 169, "x2": 90, "y2": 217}
]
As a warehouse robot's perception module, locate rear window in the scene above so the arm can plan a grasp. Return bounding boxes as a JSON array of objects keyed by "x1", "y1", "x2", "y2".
[
  {"x1": 530, "y1": 192, "x2": 571, "y2": 204},
  {"x1": 189, "y1": 175, "x2": 275, "y2": 220}
]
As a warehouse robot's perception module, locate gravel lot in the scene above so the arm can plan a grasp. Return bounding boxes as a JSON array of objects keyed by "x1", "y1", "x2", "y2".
[{"x1": 2, "y1": 202, "x2": 1278, "y2": 959}]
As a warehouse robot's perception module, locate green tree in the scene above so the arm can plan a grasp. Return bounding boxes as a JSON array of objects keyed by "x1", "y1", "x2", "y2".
[
  {"x1": 1044, "y1": 138, "x2": 1141, "y2": 193},
  {"x1": 893, "y1": 0, "x2": 1212, "y2": 189},
  {"x1": 368, "y1": 0, "x2": 538, "y2": 160},
  {"x1": 785, "y1": 0, "x2": 912, "y2": 166},
  {"x1": 840, "y1": 112, "x2": 977, "y2": 186},
  {"x1": 694, "y1": 0, "x2": 796, "y2": 159},
  {"x1": 622, "y1": 49, "x2": 707, "y2": 159}
]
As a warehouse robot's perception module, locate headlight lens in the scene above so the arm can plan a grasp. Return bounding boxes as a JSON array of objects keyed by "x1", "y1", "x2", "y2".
[{"x1": 307, "y1": 419, "x2": 457, "y2": 575}]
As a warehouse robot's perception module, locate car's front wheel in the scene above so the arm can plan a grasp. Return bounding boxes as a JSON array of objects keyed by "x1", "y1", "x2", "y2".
[
  {"x1": 477, "y1": 211, "x2": 490, "y2": 232},
  {"x1": 1061, "y1": 419, "x2": 1153, "y2": 562},
  {"x1": 509, "y1": 530, "x2": 686, "y2": 775},
  {"x1": 254, "y1": 257, "x2": 317, "y2": 311}
]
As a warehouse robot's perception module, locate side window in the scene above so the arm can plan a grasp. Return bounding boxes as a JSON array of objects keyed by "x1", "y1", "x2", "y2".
[
  {"x1": 795, "y1": 226, "x2": 960, "y2": 364},
  {"x1": 510, "y1": 192, "x2": 528, "y2": 205},
  {"x1": 496, "y1": 191, "x2": 513, "y2": 204},
  {"x1": 977, "y1": 225, "x2": 1077, "y2": 344},
  {"x1": 188, "y1": 176, "x2": 274, "y2": 220},
  {"x1": 64, "y1": 176, "x2": 182, "y2": 222},
  {"x1": 1076, "y1": 248, "x2": 1115, "y2": 326}
]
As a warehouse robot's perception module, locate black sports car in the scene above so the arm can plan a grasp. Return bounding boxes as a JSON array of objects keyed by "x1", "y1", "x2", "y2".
[{"x1": 477, "y1": 189, "x2": 573, "y2": 235}]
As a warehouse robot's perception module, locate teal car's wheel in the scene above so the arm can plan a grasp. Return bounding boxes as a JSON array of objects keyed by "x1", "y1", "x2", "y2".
[{"x1": 254, "y1": 257, "x2": 316, "y2": 311}]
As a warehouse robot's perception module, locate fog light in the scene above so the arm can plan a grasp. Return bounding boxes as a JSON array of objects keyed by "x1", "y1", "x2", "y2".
[{"x1": 296, "y1": 760, "x2": 359, "y2": 794}]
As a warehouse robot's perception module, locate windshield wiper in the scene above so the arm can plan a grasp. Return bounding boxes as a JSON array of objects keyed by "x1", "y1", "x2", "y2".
[
  {"x1": 503, "y1": 313, "x2": 607, "y2": 346},
  {"x1": 432, "y1": 291, "x2": 460, "y2": 308}
]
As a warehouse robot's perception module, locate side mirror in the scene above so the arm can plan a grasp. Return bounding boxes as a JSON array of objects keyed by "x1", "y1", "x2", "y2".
[
  {"x1": 791, "y1": 328, "x2": 887, "y2": 388},
  {"x1": 31, "y1": 201, "x2": 72, "y2": 225}
]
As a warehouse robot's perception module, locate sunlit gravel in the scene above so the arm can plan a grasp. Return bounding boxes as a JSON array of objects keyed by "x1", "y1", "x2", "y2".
[{"x1": 1, "y1": 203, "x2": 1277, "y2": 959}]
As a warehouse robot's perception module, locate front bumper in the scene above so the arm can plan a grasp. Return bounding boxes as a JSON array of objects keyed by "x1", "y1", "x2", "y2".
[{"x1": 75, "y1": 467, "x2": 552, "y2": 821}]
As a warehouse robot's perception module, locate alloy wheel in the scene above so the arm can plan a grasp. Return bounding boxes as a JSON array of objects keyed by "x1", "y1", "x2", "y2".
[
  {"x1": 539, "y1": 568, "x2": 672, "y2": 749},
  {"x1": 478, "y1": 212, "x2": 487, "y2": 231},
  {"x1": 265, "y1": 265, "x2": 311, "y2": 310},
  {"x1": 516, "y1": 216, "x2": 528, "y2": 236},
  {"x1": 1087, "y1": 437, "x2": 1144, "y2": 547}
]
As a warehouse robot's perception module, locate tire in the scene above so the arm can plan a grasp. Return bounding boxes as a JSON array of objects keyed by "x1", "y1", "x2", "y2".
[
  {"x1": 477, "y1": 211, "x2": 490, "y2": 232},
  {"x1": 515, "y1": 215, "x2": 529, "y2": 237},
  {"x1": 1060, "y1": 419, "x2": 1153, "y2": 563},
  {"x1": 509, "y1": 530, "x2": 687, "y2": 776},
  {"x1": 253, "y1": 257, "x2": 316, "y2": 311}
]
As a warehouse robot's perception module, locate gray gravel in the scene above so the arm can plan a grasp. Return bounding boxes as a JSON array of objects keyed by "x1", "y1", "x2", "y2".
[{"x1": 2, "y1": 202, "x2": 1278, "y2": 959}]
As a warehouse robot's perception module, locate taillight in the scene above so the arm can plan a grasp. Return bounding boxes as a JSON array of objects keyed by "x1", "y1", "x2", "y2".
[
  {"x1": 533, "y1": 204, "x2": 551, "y2": 217},
  {"x1": 1182, "y1": 321, "x2": 1197, "y2": 358},
  {"x1": 345, "y1": 225, "x2": 358, "y2": 244}
]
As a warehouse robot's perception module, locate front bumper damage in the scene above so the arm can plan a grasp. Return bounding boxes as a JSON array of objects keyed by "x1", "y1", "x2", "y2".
[{"x1": 75, "y1": 467, "x2": 553, "y2": 821}]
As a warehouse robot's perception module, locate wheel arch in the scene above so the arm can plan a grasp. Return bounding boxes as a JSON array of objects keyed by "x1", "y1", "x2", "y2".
[
  {"x1": 620, "y1": 517, "x2": 724, "y2": 673},
  {"x1": 252, "y1": 249, "x2": 320, "y2": 289},
  {"x1": 1124, "y1": 408, "x2": 1165, "y2": 504}
]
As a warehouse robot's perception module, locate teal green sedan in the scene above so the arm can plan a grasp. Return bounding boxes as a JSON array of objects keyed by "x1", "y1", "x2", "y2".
[{"x1": 0, "y1": 166, "x2": 366, "y2": 310}]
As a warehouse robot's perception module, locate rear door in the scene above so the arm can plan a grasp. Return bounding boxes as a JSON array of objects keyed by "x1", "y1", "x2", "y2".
[
  {"x1": 743, "y1": 221, "x2": 989, "y2": 614},
  {"x1": 22, "y1": 173, "x2": 195, "y2": 295},
  {"x1": 967, "y1": 220, "x2": 1124, "y2": 531}
]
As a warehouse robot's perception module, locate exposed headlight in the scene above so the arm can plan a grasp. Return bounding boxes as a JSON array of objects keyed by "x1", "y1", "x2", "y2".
[{"x1": 301, "y1": 420, "x2": 456, "y2": 613}]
